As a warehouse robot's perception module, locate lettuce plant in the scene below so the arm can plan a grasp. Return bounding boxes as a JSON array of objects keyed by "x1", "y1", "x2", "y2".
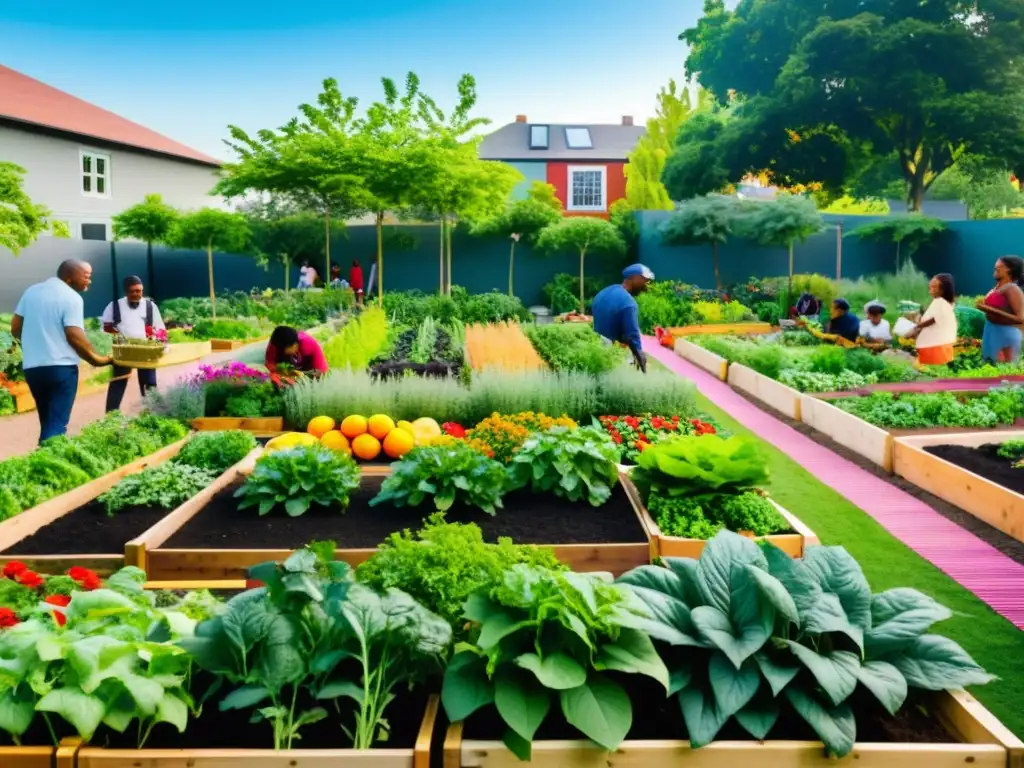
[
  {"x1": 507, "y1": 426, "x2": 621, "y2": 506},
  {"x1": 181, "y1": 544, "x2": 450, "y2": 750},
  {"x1": 372, "y1": 443, "x2": 508, "y2": 515},
  {"x1": 441, "y1": 565, "x2": 669, "y2": 760},
  {"x1": 235, "y1": 446, "x2": 361, "y2": 517},
  {"x1": 632, "y1": 435, "x2": 769, "y2": 499},
  {"x1": 619, "y1": 531, "x2": 993, "y2": 756}
]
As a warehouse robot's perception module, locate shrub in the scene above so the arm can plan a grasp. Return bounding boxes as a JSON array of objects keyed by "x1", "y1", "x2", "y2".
[
  {"x1": 745, "y1": 345, "x2": 784, "y2": 379},
  {"x1": 693, "y1": 300, "x2": 750, "y2": 324},
  {"x1": 844, "y1": 348, "x2": 887, "y2": 376},
  {"x1": 809, "y1": 345, "x2": 848, "y2": 375},
  {"x1": 636, "y1": 282, "x2": 697, "y2": 333},
  {"x1": 542, "y1": 273, "x2": 604, "y2": 314},
  {"x1": 190, "y1": 319, "x2": 263, "y2": 341}
]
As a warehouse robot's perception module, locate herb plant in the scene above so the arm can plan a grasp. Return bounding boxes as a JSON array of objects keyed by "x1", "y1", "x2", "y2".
[
  {"x1": 619, "y1": 531, "x2": 993, "y2": 756},
  {"x1": 650, "y1": 491, "x2": 787, "y2": 540},
  {"x1": 182, "y1": 545, "x2": 450, "y2": 750},
  {"x1": 236, "y1": 446, "x2": 361, "y2": 516},
  {"x1": 98, "y1": 464, "x2": 219, "y2": 515},
  {"x1": 372, "y1": 443, "x2": 509, "y2": 515},
  {"x1": 523, "y1": 324, "x2": 624, "y2": 375},
  {"x1": 176, "y1": 430, "x2": 258, "y2": 473},
  {"x1": 442, "y1": 565, "x2": 670, "y2": 760},
  {"x1": 355, "y1": 515, "x2": 566, "y2": 636},
  {"x1": 997, "y1": 439, "x2": 1024, "y2": 462},
  {"x1": 507, "y1": 426, "x2": 621, "y2": 506}
]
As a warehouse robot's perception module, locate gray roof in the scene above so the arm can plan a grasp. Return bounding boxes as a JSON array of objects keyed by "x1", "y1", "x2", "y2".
[{"x1": 478, "y1": 122, "x2": 646, "y2": 161}]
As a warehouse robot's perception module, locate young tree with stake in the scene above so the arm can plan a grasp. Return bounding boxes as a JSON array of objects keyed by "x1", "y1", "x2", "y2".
[
  {"x1": 111, "y1": 193, "x2": 179, "y2": 293},
  {"x1": 738, "y1": 195, "x2": 824, "y2": 298},
  {"x1": 536, "y1": 217, "x2": 627, "y2": 312},
  {"x1": 659, "y1": 194, "x2": 745, "y2": 290},
  {"x1": 172, "y1": 209, "x2": 251, "y2": 318}
]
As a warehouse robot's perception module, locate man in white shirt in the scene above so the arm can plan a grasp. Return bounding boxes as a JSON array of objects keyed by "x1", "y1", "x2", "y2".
[{"x1": 101, "y1": 275, "x2": 165, "y2": 413}]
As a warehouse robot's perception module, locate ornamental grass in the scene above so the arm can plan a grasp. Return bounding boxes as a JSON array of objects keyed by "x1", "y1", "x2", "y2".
[{"x1": 465, "y1": 322, "x2": 546, "y2": 372}]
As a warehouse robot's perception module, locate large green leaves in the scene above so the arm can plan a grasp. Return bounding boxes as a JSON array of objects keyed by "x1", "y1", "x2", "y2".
[
  {"x1": 634, "y1": 435, "x2": 769, "y2": 498},
  {"x1": 235, "y1": 445, "x2": 361, "y2": 516},
  {"x1": 708, "y1": 652, "x2": 760, "y2": 717},
  {"x1": 516, "y1": 653, "x2": 587, "y2": 691},
  {"x1": 803, "y1": 547, "x2": 872, "y2": 631},
  {"x1": 678, "y1": 684, "x2": 730, "y2": 748},
  {"x1": 887, "y1": 636, "x2": 996, "y2": 690},
  {"x1": 696, "y1": 530, "x2": 768, "y2": 612},
  {"x1": 508, "y1": 426, "x2": 621, "y2": 507},
  {"x1": 495, "y1": 667, "x2": 550, "y2": 743},
  {"x1": 865, "y1": 589, "x2": 953, "y2": 655},
  {"x1": 560, "y1": 674, "x2": 632, "y2": 750},
  {"x1": 856, "y1": 661, "x2": 908, "y2": 715},
  {"x1": 785, "y1": 687, "x2": 856, "y2": 758},
  {"x1": 785, "y1": 644, "x2": 860, "y2": 707},
  {"x1": 36, "y1": 689, "x2": 106, "y2": 741}
]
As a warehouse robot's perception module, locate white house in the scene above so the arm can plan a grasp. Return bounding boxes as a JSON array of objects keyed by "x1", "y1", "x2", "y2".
[{"x1": 0, "y1": 64, "x2": 225, "y2": 241}]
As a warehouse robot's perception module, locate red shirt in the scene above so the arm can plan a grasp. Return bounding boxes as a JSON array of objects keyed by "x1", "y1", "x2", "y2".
[
  {"x1": 349, "y1": 265, "x2": 364, "y2": 292},
  {"x1": 265, "y1": 331, "x2": 328, "y2": 373}
]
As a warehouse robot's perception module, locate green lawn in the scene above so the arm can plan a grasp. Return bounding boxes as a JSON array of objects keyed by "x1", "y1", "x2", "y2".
[{"x1": 694, "y1": 392, "x2": 1024, "y2": 739}]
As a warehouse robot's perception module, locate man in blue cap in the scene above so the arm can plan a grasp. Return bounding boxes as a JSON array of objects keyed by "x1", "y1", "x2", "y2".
[{"x1": 591, "y1": 263, "x2": 655, "y2": 373}]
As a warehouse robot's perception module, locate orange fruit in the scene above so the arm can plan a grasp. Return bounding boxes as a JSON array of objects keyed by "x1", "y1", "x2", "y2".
[
  {"x1": 383, "y1": 428, "x2": 415, "y2": 459},
  {"x1": 367, "y1": 414, "x2": 396, "y2": 440},
  {"x1": 351, "y1": 433, "x2": 382, "y2": 461},
  {"x1": 340, "y1": 415, "x2": 369, "y2": 439},
  {"x1": 307, "y1": 415, "x2": 336, "y2": 438},
  {"x1": 320, "y1": 430, "x2": 351, "y2": 454}
]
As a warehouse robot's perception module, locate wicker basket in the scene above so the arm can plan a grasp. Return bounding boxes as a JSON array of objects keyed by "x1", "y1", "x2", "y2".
[{"x1": 112, "y1": 340, "x2": 167, "y2": 365}]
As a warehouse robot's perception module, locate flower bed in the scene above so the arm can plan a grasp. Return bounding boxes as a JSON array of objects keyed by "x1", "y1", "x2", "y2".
[
  {"x1": 894, "y1": 431, "x2": 1024, "y2": 544},
  {"x1": 141, "y1": 425, "x2": 655, "y2": 581},
  {"x1": 598, "y1": 414, "x2": 717, "y2": 465},
  {"x1": 0, "y1": 431, "x2": 258, "y2": 576}
]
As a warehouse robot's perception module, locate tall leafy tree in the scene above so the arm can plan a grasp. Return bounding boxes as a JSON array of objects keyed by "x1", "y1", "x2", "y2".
[
  {"x1": 677, "y1": 0, "x2": 1024, "y2": 211},
  {"x1": 536, "y1": 218, "x2": 626, "y2": 312},
  {"x1": 737, "y1": 195, "x2": 824, "y2": 297},
  {"x1": 172, "y1": 209, "x2": 251, "y2": 318},
  {"x1": 0, "y1": 161, "x2": 68, "y2": 254},
  {"x1": 111, "y1": 193, "x2": 179, "y2": 292},
  {"x1": 625, "y1": 80, "x2": 709, "y2": 210},
  {"x1": 849, "y1": 216, "x2": 948, "y2": 271},
  {"x1": 246, "y1": 204, "x2": 343, "y2": 290},
  {"x1": 471, "y1": 181, "x2": 563, "y2": 296},
  {"x1": 659, "y1": 194, "x2": 746, "y2": 289}
]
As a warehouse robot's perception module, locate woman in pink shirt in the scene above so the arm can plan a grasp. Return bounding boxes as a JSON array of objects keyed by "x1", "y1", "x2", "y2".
[{"x1": 265, "y1": 326, "x2": 328, "y2": 382}]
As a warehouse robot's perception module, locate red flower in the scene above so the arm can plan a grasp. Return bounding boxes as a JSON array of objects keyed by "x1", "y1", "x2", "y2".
[
  {"x1": 672, "y1": 416, "x2": 680, "y2": 423},
  {"x1": 442, "y1": 422, "x2": 466, "y2": 438},
  {"x1": 15, "y1": 571, "x2": 43, "y2": 589},
  {"x1": 0, "y1": 608, "x2": 18, "y2": 628},
  {"x1": 2, "y1": 561, "x2": 27, "y2": 579},
  {"x1": 68, "y1": 567, "x2": 101, "y2": 591},
  {"x1": 611, "y1": 434, "x2": 623, "y2": 444},
  {"x1": 44, "y1": 595, "x2": 71, "y2": 627}
]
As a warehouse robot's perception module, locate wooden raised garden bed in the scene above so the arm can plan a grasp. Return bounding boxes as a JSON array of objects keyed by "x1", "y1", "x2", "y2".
[
  {"x1": 894, "y1": 430, "x2": 1024, "y2": 545},
  {"x1": 622, "y1": 475, "x2": 819, "y2": 559},
  {"x1": 141, "y1": 467, "x2": 654, "y2": 582},
  {"x1": 800, "y1": 395, "x2": 1024, "y2": 473},
  {"x1": 210, "y1": 335, "x2": 268, "y2": 352},
  {"x1": 668, "y1": 322, "x2": 773, "y2": 337},
  {"x1": 191, "y1": 416, "x2": 285, "y2": 434},
  {"x1": 0, "y1": 438, "x2": 188, "y2": 577},
  {"x1": 71, "y1": 694, "x2": 438, "y2": 768},
  {"x1": 443, "y1": 690, "x2": 1022, "y2": 768},
  {"x1": 0, "y1": 746, "x2": 53, "y2": 768},
  {"x1": 727, "y1": 363, "x2": 803, "y2": 420},
  {"x1": 674, "y1": 339, "x2": 728, "y2": 381}
]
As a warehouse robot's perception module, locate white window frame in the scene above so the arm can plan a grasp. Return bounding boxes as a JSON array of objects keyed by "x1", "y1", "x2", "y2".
[
  {"x1": 79, "y1": 149, "x2": 111, "y2": 199},
  {"x1": 567, "y1": 165, "x2": 607, "y2": 212}
]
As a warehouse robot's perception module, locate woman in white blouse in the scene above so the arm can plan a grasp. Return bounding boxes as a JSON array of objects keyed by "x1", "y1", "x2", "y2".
[
  {"x1": 859, "y1": 302, "x2": 892, "y2": 342},
  {"x1": 905, "y1": 273, "x2": 957, "y2": 366}
]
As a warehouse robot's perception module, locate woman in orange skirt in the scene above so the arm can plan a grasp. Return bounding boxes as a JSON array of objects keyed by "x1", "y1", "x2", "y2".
[{"x1": 906, "y1": 273, "x2": 957, "y2": 366}]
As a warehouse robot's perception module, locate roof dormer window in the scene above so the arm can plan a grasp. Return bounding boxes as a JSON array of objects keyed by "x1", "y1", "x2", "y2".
[
  {"x1": 529, "y1": 124, "x2": 549, "y2": 149},
  {"x1": 564, "y1": 127, "x2": 593, "y2": 149}
]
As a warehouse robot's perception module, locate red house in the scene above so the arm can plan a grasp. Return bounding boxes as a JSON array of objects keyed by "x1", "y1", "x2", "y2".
[{"x1": 478, "y1": 115, "x2": 645, "y2": 218}]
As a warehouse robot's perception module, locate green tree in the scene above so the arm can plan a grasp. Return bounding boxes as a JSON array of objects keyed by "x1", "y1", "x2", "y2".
[
  {"x1": 661, "y1": 110, "x2": 735, "y2": 201},
  {"x1": 111, "y1": 193, "x2": 179, "y2": 291},
  {"x1": 849, "y1": 215, "x2": 947, "y2": 271},
  {"x1": 659, "y1": 194, "x2": 746, "y2": 289},
  {"x1": 471, "y1": 181, "x2": 563, "y2": 296},
  {"x1": 678, "y1": 0, "x2": 1024, "y2": 211},
  {"x1": 0, "y1": 161, "x2": 68, "y2": 254},
  {"x1": 217, "y1": 79, "x2": 369, "y2": 278},
  {"x1": 625, "y1": 80, "x2": 709, "y2": 210},
  {"x1": 247, "y1": 205, "x2": 343, "y2": 290},
  {"x1": 536, "y1": 217, "x2": 626, "y2": 312},
  {"x1": 738, "y1": 195, "x2": 824, "y2": 297},
  {"x1": 172, "y1": 208, "x2": 251, "y2": 318}
]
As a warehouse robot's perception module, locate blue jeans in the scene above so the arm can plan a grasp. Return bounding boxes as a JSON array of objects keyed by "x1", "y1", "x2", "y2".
[
  {"x1": 106, "y1": 365, "x2": 157, "y2": 413},
  {"x1": 24, "y1": 365, "x2": 79, "y2": 443}
]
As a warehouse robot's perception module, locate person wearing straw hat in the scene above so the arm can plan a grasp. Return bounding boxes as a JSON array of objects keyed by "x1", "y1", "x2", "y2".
[
  {"x1": 101, "y1": 275, "x2": 164, "y2": 412},
  {"x1": 592, "y1": 264, "x2": 655, "y2": 373},
  {"x1": 859, "y1": 301, "x2": 892, "y2": 342}
]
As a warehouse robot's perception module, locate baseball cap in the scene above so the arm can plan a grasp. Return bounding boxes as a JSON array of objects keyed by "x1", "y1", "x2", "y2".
[{"x1": 623, "y1": 264, "x2": 655, "y2": 281}]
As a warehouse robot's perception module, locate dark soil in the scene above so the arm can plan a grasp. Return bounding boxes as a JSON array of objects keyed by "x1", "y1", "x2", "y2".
[
  {"x1": 92, "y1": 683, "x2": 427, "y2": 750},
  {"x1": 6, "y1": 500, "x2": 172, "y2": 555},
  {"x1": 463, "y1": 676, "x2": 953, "y2": 745},
  {"x1": 926, "y1": 444, "x2": 1024, "y2": 495},
  {"x1": 727, "y1": 387, "x2": 1024, "y2": 567},
  {"x1": 164, "y1": 477, "x2": 647, "y2": 549}
]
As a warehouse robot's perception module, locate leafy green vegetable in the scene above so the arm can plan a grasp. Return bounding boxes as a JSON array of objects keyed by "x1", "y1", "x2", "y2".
[
  {"x1": 176, "y1": 430, "x2": 258, "y2": 473},
  {"x1": 507, "y1": 426, "x2": 621, "y2": 507},
  {"x1": 523, "y1": 324, "x2": 624, "y2": 375},
  {"x1": 98, "y1": 464, "x2": 218, "y2": 515},
  {"x1": 632, "y1": 435, "x2": 769, "y2": 499},
  {"x1": 834, "y1": 388, "x2": 1024, "y2": 429},
  {"x1": 442, "y1": 566, "x2": 669, "y2": 760},
  {"x1": 650, "y1": 491, "x2": 787, "y2": 539},
  {"x1": 996, "y1": 440, "x2": 1024, "y2": 462},
  {"x1": 355, "y1": 514, "x2": 566, "y2": 638},
  {"x1": 372, "y1": 443, "x2": 508, "y2": 515},
  {"x1": 236, "y1": 446, "x2": 361, "y2": 517},
  {"x1": 181, "y1": 545, "x2": 450, "y2": 750},
  {"x1": 619, "y1": 531, "x2": 993, "y2": 756}
]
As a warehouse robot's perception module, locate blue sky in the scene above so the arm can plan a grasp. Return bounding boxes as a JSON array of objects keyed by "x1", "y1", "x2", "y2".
[{"x1": 1, "y1": 0, "x2": 707, "y2": 161}]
